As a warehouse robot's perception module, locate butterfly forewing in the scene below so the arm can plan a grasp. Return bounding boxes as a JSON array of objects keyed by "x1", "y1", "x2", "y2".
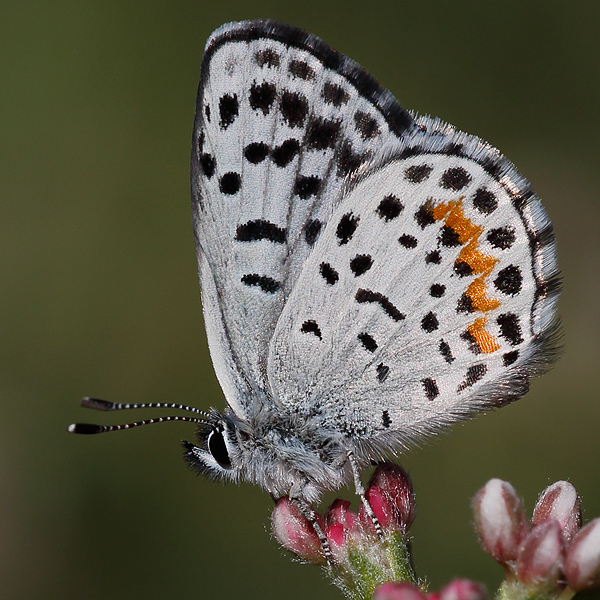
[{"x1": 191, "y1": 20, "x2": 415, "y2": 414}]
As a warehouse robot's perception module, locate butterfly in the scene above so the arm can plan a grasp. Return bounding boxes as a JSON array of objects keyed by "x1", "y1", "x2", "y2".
[{"x1": 70, "y1": 19, "x2": 560, "y2": 536}]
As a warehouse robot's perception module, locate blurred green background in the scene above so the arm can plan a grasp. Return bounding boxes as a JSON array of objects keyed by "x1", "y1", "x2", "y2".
[{"x1": 2, "y1": 1, "x2": 600, "y2": 598}]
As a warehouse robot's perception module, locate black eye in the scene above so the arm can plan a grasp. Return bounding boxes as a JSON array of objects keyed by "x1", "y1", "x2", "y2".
[{"x1": 207, "y1": 429, "x2": 231, "y2": 469}]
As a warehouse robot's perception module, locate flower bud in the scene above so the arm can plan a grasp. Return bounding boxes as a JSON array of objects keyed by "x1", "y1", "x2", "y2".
[
  {"x1": 369, "y1": 463, "x2": 416, "y2": 532},
  {"x1": 516, "y1": 519, "x2": 563, "y2": 585},
  {"x1": 439, "y1": 579, "x2": 489, "y2": 600},
  {"x1": 271, "y1": 497, "x2": 326, "y2": 565},
  {"x1": 360, "y1": 485, "x2": 398, "y2": 534},
  {"x1": 532, "y1": 481, "x2": 581, "y2": 545},
  {"x1": 472, "y1": 479, "x2": 528, "y2": 564},
  {"x1": 326, "y1": 499, "x2": 359, "y2": 531},
  {"x1": 564, "y1": 517, "x2": 600, "y2": 590},
  {"x1": 374, "y1": 582, "x2": 425, "y2": 600}
]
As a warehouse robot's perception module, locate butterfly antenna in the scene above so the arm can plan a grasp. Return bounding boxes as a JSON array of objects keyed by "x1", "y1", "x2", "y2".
[
  {"x1": 67, "y1": 397, "x2": 214, "y2": 434},
  {"x1": 79, "y1": 396, "x2": 212, "y2": 418},
  {"x1": 68, "y1": 416, "x2": 207, "y2": 435}
]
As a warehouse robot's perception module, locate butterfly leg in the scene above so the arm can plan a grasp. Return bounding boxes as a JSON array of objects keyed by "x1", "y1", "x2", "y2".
[
  {"x1": 348, "y1": 450, "x2": 384, "y2": 541},
  {"x1": 289, "y1": 492, "x2": 332, "y2": 564}
]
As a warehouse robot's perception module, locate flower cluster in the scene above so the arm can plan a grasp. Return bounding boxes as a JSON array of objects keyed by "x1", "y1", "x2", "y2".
[
  {"x1": 271, "y1": 463, "x2": 418, "y2": 599},
  {"x1": 270, "y1": 469, "x2": 600, "y2": 600},
  {"x1": 473, "y1": 478, "x2": 600, "y2": 597}
]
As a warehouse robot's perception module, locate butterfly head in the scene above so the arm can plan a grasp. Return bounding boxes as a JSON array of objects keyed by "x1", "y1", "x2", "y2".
[{"x1": 182, "y1": 412, "x2": 242, "y2": 482}]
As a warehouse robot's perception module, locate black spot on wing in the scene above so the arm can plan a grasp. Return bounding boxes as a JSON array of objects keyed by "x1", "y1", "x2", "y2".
[
  {"x1": 472, "y1": 188, "x2": 498, "y2": 215},
  {"x1": 354, "y1": 111, "x2": 380, "y2": 140},
  {"x1": 399, "y1": 234, "x2": 418, "y2": 249},
  {"x1": 204, "y1": 104, "x2": 211, "y2": 121},
  {"x1": 404, "y1": 164, "x2": 433, "y2": 183},
  {"x1": 350, "y1": 254, "x2": 373, "y2": 276},
  {"x1": 241, "y1": 274, "x2": 280, "y2": 293},
  {"x1": 487, "y1": 226, "x2": 516, "y2": 250},
  {"x1": 426, "y1": 250, "x2": 442, "y2": 264},
  {"x1": 219, "y1": 172, "x2": 241, "y2": 195},
  {"x1": 454, "y1": 261, "x2": 473, "y2": 277},
  {"x1": 358, "y1": 332, "x2": 377, "y2": 352},
  {"x1": 439, "y1": 166, "x2": 472, "y2": 191},
  {"x1": 255, "y1": 48, "x2": 280, "y2": 67},
  {"x1": 456, "y1": 293, "x2": 474, "y2": 313},
  {"x1": 430, "y1": 284, "x2": 446, "y2": 298},
  {"x1": 421, "y1": 312, "x2": 439, "y2": 333},
  {"x1": 235, "y1": 220, "x2": 286, "y2": 244},
  {"x1": 289, "y1": 59, "x2": 315, "y2": 80},
  {"x1": 415, "y1": 203, "x2": 435, "y2": 229},
  {"x1": 460, "y1": 330, "x2": 481, "y2": 355},
  {"x1": 271, "y1": 139, "x2": 300, "y2": 167},
  {"x1": 377, "y1": 195, "x2": 403, "y2": 221},
  {"x1": 503, "y1": 350, "x2": 519, "y2": 366},
  {"x1": 494, "y1": 265, "x2": 523, "y2": 295},
  {"x1": 377, "y1": 363, "x2": 390, "y2": 383},
  {"x1": 249, "y1": 82, "x2": 276, "y2": 115},
  {"x1": 301, "y1": 320, "x2": 322, "y2": 339},
  {"x1": 355, "y1": 289, "x2": 405, "y2": 322},
  {"x1": 200, "y1": 154, "x2": 216, "y2": 179},
  {"x1": 219, "y1": 94, "x2": 238, "y2": 129},
  {"x1": 439, "y1": 339, "x2": 455, "y2": 363},
  {"x1": 280, "y1": 91, "x2": 309, "y2": 127},
  {"x1": 439, "y1": 225, "x2": 461, "y2": 247},
  {"x1": 497, "y1": 313, "x2": 524, "y2": 346},
  {"x1": 322, "y1": 82, "x2": 349, "y2": 106},
  {"x1": 294, "y1": 176, "x2": 321, "y2": 199},
  {"x1": 305, "y1": 116, "x2": 341, "y2": 150},
  {"x1": 304, "y1": 219, "x2": 322, "y2": 246},
  {"x1": 458, "y1": 364, "x2": 487, "y2": 392},
  {"x1": 336, "y1": 213, "x2": 359, "y2": 245},
  {"x1": 381, "y1": 410, "x2": 392, "y2": 428},
  {"x1": 320, "y1": 262, "x2": 339, "y2": 285},
  {"x1": 336, "y1": 140, "x2": 364, "y2": 177},
  {"x1": 244, "y1": 142, "x2": 269, "y2": 164},
  {"x1": 422, "y1": 378, "x2": 439, "y2": 400}
]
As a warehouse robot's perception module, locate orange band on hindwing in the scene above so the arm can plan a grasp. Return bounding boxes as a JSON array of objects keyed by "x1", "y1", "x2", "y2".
[{"x1": 432, "y1": 198, "x2": 500, "y2": 354}]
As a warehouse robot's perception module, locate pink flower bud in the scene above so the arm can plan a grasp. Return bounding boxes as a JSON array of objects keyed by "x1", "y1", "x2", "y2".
[
  {"x1": 374, "y1": 582, "x2": 425, "y2": 600},
  {"x1": 472, "y1": 479, "x2": 528, "y2": 564},
  {"x1": 325, "y1": 522, "x2": 346, "y2": 553},
  {"x1": 360, "y1": 485, "x2": 398, "y2": 533},
  {"x1": 516, "y1": 520, "x2": 563, "y2": 584},
  {"x1": 271, "y1": 497, "x2": 326, "y2": 565},
  {"x1": 532, "y1": 481, "x2": 581, "y2": 545},
  {"x1": 369, "y1": 463, "x2": 416, "y2": 532},
  {"x1": 326, "y1": 499, "x2": 359, "y2": 531},
  {"x1": 564, "y1": 517, "x2": 600, "y2": 590},
  {"x1": 439, "y1": 579, "x2": 489, "y2": 600}
]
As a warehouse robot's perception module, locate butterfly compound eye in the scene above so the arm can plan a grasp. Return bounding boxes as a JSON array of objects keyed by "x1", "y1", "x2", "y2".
[{"x1": 207, "y1": 428, "x2": 232, "y2": 469}]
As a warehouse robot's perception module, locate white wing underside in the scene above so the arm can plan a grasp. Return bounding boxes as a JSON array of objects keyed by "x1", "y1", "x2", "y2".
[{"x1": 192, "y1": 20, "x2": 559, "y2": 446}]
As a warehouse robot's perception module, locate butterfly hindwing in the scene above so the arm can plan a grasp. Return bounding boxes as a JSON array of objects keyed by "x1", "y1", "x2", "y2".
[
  {"x1": 191, "y1": 20, "x2": 415, "y2": 414},
  {"x1": 268, "y1": 118, "x2": 559, "y2": 450}
]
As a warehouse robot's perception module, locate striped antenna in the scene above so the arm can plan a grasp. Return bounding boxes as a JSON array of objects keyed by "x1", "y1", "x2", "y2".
[
  {"x1": 68, "y1": 415, "x2": 206, "y2": 435},
  {"x1": 67, "y1": 397, "x2": 214, "y2": 435},
  {"x1": 79, "y1": 397, "x2": 212, "y2": 418}
]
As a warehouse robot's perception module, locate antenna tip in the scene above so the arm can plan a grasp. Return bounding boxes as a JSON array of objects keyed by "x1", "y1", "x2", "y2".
[
  {"x1": 81, "y1": 397, "x2": 114, "y2": 411},
  {"x1": 68, "y1": 423, "x2": 104, "y2": 434}
]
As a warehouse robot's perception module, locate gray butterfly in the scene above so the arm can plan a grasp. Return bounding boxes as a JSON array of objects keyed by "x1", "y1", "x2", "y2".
[{"x1": 70, "y1": 19, "x2": 560, "y2": 544}]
